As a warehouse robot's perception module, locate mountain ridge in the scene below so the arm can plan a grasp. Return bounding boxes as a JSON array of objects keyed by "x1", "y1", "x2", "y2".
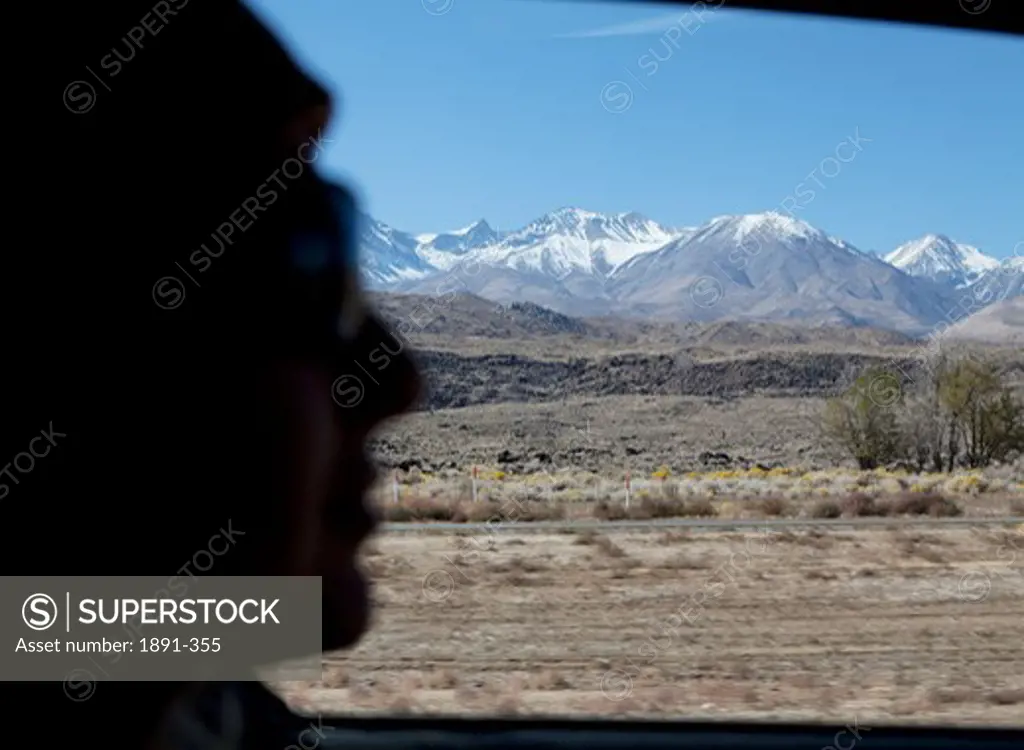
[{"x1": 356, "y1": 206, "x2": 1020, "y2": 335}]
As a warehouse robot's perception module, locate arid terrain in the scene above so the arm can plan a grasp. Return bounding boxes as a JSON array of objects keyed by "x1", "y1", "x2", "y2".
[
  {"x1": 363, "y1": 293, "x2": 1024, "y2": 474},
  {"x1": 273, "y1": 293, "x2": 1024, "y2": 726},
  {"x1": 271, "y1": 524, "x2": 1024, "y2": 726}
]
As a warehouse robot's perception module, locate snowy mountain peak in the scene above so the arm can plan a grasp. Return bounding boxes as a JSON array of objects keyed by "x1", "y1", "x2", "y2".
[
  {"x1": 357, "y1": 212, "x2": 435, "y2": 286},
  {"x1": 885, "y1": 234, "x2": 999, "y2": 288},
  {"x1": 736, "y1": 211, "x2": 822, "y2": 239},
  {"x1": 359, "y1": 203, "x2": 1013, "y2": 336},
  {"x1": 694, "y1": 211, "x2": 826, "y2": 246},
  {"x1": 484, "y1": 208, "x2": 681, "y2": 274},
  {"x1": 551, "y1": 206, "x2": 599, "y2": 218},
  {"x1": 521, "y1": 207, "x2": 609, "y2": 238},
  {"x1": 415, "y1": 218, "x2": 503, "y2": 269},
  {"x1": 359, "y1": 207, "x2": 686, "y2": 287},
  {"x1": 498, "y1": 209, "x2": 654, "y2": 247},
  {"x1": 450, "y1": 218, "x2": 493, "y2": 236}
]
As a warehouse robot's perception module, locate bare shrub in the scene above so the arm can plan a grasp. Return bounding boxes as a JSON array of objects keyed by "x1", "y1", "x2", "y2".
[
  {"x1": 593, "y1": 500, "x2": 630, "y2": 521},
  {"x1": 840, "y1": 492, "x2": 889, "y2": 517},
  {"x1": 516, "y1": 502, "x2": 566, "y2": 522},
  {"x1": 638, "y1": 496, "x2": 687, "y2": 519},
  {"x1": 758, "y1": 495, "x2": 788, "y2": 517},
  {"x1": 384, "y1": 497, "x2": 461, "y2": 522},
  {"x1": 683, "y1": 497, "x2": 717, "y2": 517},
  {"x1": 461, "y1": 501, "x2": 505, "y2": 523},
  {"x1": 810, "y1": 498, "x2": 841, "y2": 519},
  {"x1": 891, "y1": 492, "x2": 962, "y2": 517},
  {"x1": 872, "y1": 497, "x2": 895, "y2": 516}
]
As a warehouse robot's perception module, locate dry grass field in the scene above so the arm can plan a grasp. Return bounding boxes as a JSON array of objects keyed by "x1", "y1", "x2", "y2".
[
  {"x1": 270, "y1": 295, "x2": 1024, "y2": 726},
  {"x1": 372, "y1": 465, "x2": 1024, "y2": 524},
  {"x1": 270, "y1": 524, "x2": 1024, "y2": 727}
]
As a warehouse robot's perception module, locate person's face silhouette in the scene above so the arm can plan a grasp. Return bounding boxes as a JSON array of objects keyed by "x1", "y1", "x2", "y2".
[
  {"x1": 251, "y1": 105, "x2": 422, "y2": 650},
  {"x1": 268, "y1": 338, "x2": 419, "y2": 649}
]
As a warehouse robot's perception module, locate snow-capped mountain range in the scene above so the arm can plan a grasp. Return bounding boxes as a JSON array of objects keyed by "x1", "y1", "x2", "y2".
[
  {"x1": 884, "y1": 234, "x2": 1001, "y2": 288},
  {"x1": 358, "y1": 207, "x2": 683, "y2": 286},
  {"x1": 356, "y1": 207, "x2": 1022, "y2": 336}
]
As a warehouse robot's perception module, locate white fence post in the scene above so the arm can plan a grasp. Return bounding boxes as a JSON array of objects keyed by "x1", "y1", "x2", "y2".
[{"x1": 392, "y1": 470, "x2": 400, "y2": 505}]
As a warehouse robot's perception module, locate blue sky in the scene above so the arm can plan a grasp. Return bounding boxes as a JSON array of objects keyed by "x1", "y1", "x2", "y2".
[{"x1": 247, "y1": 0, "x2": 1022, "y2": 258}]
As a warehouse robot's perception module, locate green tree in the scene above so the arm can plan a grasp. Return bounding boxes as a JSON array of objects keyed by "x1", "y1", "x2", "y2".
[
  {"x1": 822, "y1": 368, "x2": 906, "y2": 470},
  {"x1": 940, "y1": 358, "x2": 1024, "y2": 467}
]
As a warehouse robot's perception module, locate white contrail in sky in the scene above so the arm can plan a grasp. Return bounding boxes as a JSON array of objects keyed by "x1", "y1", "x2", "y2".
[{"x1": 554, "y1": 10, "x2": 725, "y2": 39}]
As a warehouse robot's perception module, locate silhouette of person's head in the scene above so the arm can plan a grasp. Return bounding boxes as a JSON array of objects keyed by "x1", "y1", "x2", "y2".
[{"x1": 11, "y1": 1, "x2": 422, "y2": 743}]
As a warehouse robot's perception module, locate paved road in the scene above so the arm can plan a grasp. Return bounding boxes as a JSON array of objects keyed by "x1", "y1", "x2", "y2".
[{"x1": 383, "y1": 516, "x2": 1024, "y2": 534}]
